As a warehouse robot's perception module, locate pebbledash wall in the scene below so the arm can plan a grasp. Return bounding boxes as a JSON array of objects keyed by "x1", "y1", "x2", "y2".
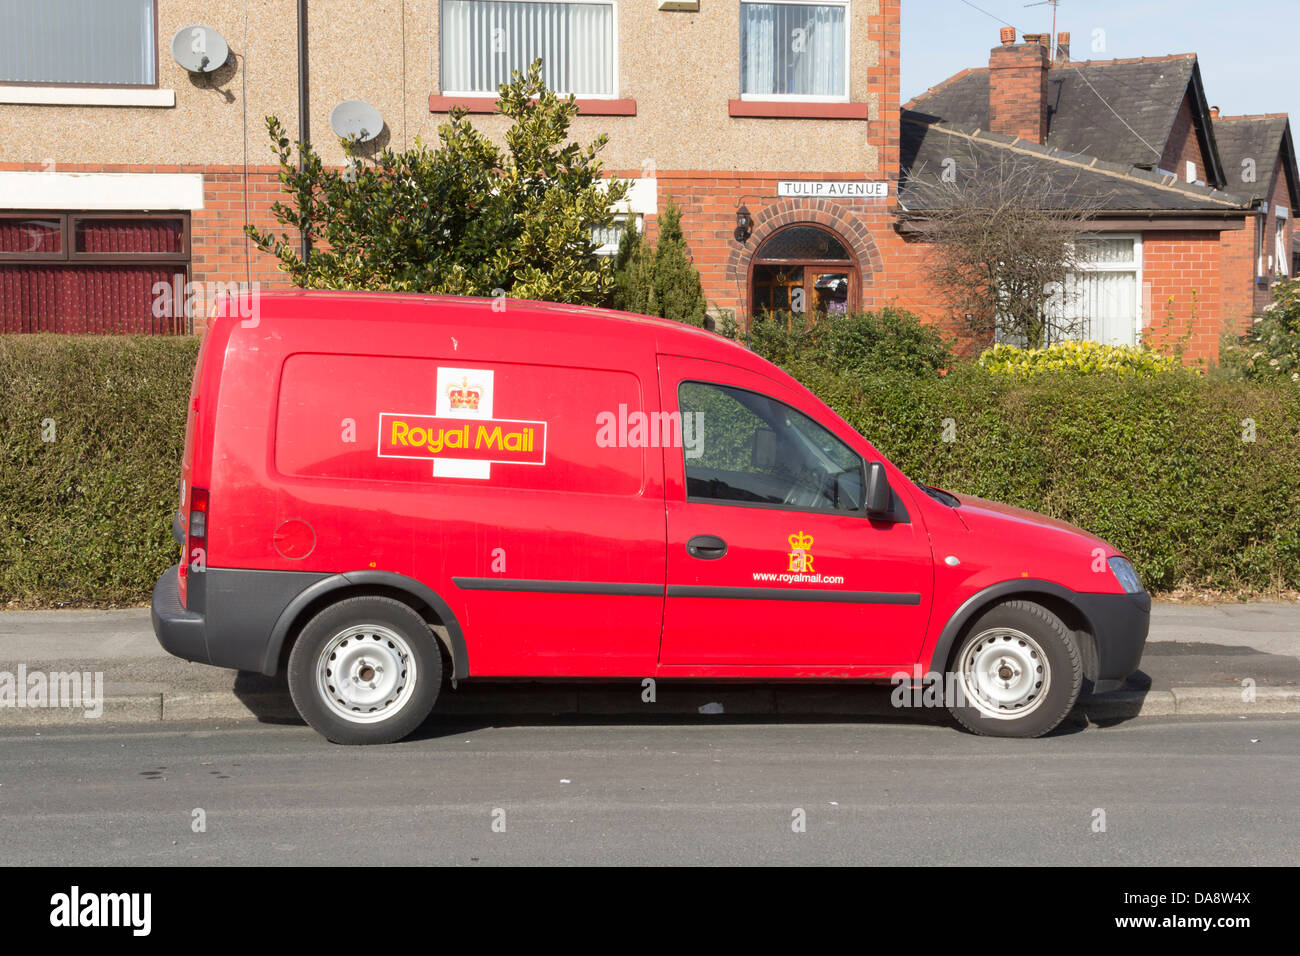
[{"x1": 0, "y1": 0, "x2": 1265, "y2": 362}]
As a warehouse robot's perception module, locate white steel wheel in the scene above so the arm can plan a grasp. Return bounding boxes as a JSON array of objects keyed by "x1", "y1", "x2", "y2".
[
  {"x1": 944, "y1": 600, "x2": 1083, "y2": 738},
  {"x1": 287, "y1": 595, "x2": 444, "y2": 745},
  {"x1": 316, "y1": 624, "x2": 417, "y2": 724},
  {"x1": 956, "y1": 626, "x2": 1050, "y2": 719}
]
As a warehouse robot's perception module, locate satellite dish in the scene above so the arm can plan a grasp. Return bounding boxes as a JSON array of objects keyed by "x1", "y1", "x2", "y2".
[
  {"x1": 330, "y1": 100, "x2": 385, "y2": 143},
  {"x1": 171, "y1": 24, "x2": 229, "y2": 74}
]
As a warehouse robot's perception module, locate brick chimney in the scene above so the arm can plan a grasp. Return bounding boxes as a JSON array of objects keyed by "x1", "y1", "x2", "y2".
[
  {"x1": 988, "y1": 32, "x2": 1050, "y2": 143},
  {"x1": 1210, "y1": 105, "x2": 1220, "y2": 118},
  {"x1": 1054, "y1": 32, "x2": 1070, "y2": 65}
]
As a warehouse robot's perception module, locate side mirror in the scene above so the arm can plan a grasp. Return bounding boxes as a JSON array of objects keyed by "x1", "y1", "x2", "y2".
[{"x1": 865, "y1": 461, "x2": 892, "y2": 516}]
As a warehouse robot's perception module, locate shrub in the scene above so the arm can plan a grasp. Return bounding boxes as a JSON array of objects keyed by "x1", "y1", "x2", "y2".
[
  {"x1": 786, "y1": 362, "x2": 1300, "y2": 593},
  {"x1": 750, "y1": 307, "x2": 953, "y2": 376},
  {"x1": 247, "y1": 61, "x2": 626, "y2": 305},
  {"x1": 978, "y1": 340, "x2": 1182, "y2": 377},
  {"x1": 609, "y1": 199, "x2": 708, "y2": 326},
  {"x1": 0, "y1": 335, "x2": 198, "y2": 606},
  {"x1": 1217, "y1": 278, "x2": 1300, "y2": 383}
]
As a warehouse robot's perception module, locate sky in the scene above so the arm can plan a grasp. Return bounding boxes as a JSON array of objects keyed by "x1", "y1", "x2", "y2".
[{"x1": 901, "y1": 0, "x2": 1300, "y2": 124}]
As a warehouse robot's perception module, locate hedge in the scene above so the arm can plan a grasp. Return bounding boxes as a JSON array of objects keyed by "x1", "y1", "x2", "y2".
[
  {"x1": 790, "y1": 361, "x2": 1300, "y2": 592},
  {"x1": 2, "y1": 334, "x2": 1298, "y2": 604},
  {"x1": 0, "y1": 335, "x2": 199, "y2": 606}
]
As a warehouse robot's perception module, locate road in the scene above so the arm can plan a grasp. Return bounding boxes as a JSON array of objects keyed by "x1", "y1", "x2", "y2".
[{"x1": 1, "y1": 715, "x2": 1295, "y2": 866}]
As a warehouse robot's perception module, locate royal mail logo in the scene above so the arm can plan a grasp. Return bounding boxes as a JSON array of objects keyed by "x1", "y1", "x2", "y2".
[
  {"x1": 446, "y1": 377, "x2": 483, "y2": 411},
  {"x1": 787, "y1": 531, "x2": 815, "y2": 573},
  {"x1": 378, "y1": 412, "x2": 547, "y2": 466}
]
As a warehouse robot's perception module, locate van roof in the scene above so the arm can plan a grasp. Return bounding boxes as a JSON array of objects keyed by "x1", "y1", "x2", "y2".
[{"x1": 219, "y1": 289, "x2": 782, "y2": 378}]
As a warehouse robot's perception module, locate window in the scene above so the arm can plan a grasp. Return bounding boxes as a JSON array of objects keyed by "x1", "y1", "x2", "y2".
[
  {"x1": 441, "y1": 0, "x2": 616, "y2": 97},
  {"x1": 1051, "y1": 235, "x2": 1142, "y2": 347},
  {"x1": 740, "y1": 2, "x2": 848, "y2": 100},
  {"x1": 751, "y1": 225, "x2": 857, "y2": 316},
  {"x1": 679, "y1": 381, "x2": 864, "y2": 513},
  {"x1": 1276, "y1": 209, "x2": 1290, "y2": 278},
  {"x1": 0, "y1": 212, "x2": 189, "y2": 333},
  {"x1": 591, "y1": 214, "x2": 640, "y2": 257},
  {"x1": 0, "y1": 0, "x2": 157, "y2": 87}
]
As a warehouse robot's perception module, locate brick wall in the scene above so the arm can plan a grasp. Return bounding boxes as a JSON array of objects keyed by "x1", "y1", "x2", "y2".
[
  {"x1": 1160, "y1": 92, "x2": 1209, "y2": 184},
  {"x1": 1141, "y1": 230, "x2": 1222, "y2": 365},
  {"x1": 1220, "y1": 221, "x2": 1258, "y2": 336}
]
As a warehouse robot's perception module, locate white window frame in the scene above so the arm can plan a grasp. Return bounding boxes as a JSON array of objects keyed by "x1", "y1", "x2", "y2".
[
  {"x1": 739, "y1": 0, "x2": 851, "y2": 103},
  {"x1": 1276, "y1": 207, "x2": 1290, "y2": 278},
  {"x1": 592, "y1": 213, "x2": 641, "y2": 256},
  {"x1": 1057, "y1": 233, "x2": 1144, "y2": 346},
  {"x1": 439, "y1": 0, "x2": 620, "y2": 100}
]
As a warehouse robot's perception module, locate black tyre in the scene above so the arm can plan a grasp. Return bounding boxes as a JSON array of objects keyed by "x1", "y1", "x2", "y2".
[
  {"x1": 945, "y1": 600, "x2": 1082, "y2": 738},
  {"x1": 287, "y1": 596, "x2": 443, "y2": 745}
]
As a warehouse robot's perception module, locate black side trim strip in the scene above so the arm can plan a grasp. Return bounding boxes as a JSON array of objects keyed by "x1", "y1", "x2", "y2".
[
  {"x1": 668, "y1": 585, "x2": 921, "y2": 605},
  {"x1": 453, "y1": 577, "x2": 662, "y2": 596}
]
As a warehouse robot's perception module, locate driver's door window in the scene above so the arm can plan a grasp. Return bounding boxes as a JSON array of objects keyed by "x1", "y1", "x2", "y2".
[{"x1": 679, "y1": 381, "x2": 864, "y2": 513}]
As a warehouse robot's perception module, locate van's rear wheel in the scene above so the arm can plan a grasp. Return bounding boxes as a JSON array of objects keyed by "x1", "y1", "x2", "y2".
[
  {"x1": 945, "y1": 600, "x2": 1082, "y2": 738},
  {"x1": 287, "y1": 596, "x2": 442, "y2": 744}
]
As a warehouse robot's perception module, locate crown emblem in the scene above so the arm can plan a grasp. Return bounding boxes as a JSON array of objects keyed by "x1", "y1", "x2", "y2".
[
  {"x1": 446, "y1": 377, "x2": 482, "y2": 410},
  {"x1": 787, "y1": 531, "x2": 815, "y2": 573}
]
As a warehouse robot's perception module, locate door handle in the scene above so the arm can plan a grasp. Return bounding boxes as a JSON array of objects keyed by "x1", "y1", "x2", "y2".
[{"x1": 686, "y1": 535, "x2": 728, "y2": 560}]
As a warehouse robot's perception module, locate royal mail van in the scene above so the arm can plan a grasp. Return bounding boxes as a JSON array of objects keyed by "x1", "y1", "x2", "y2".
[{"x1": 152, "y1": 291, "x2": 1149, "y2": 744}]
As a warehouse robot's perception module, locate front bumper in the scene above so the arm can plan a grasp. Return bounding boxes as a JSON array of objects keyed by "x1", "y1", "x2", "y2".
[
  {"x1": 1075, "y1": 589, "x2": 1151, "y2": 692},
  {"x1": 151, "y1": 563, "x2": 210, "y2": 665}
]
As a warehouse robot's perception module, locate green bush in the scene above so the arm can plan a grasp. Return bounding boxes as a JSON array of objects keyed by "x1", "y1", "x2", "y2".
[
  {"x1": 609, "y1": 199, "x2": 708, "y2": 326},
  {"x1": 979, "y1": 341, "x2": 1182, "y2": 377},
  {"x1": 1217, "y1": 278, "x2": 1300, "y2": 383},
  {"x1": 0, "y1": 335, "x2": 198, "y2": 606},
  {"x1": 750, "y1": 307, "x2": 953, "y2": 376},
  {"x1": 788, "y1": 362, "x2": 1300, "y2": 592}
]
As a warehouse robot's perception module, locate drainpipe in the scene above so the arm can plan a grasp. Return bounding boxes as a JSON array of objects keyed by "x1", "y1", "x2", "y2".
[{"x1": 297, "y1": 0, "x2": 311, "y2": 263}]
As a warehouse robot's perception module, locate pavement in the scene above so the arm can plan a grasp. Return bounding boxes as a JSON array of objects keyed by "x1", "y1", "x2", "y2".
[
  {"x1": 0, "y1": 602, "x2": 1297, "y2": 730},
  {"x1": 1, "y1": 717, "x2": 1295, "y2": 865}
]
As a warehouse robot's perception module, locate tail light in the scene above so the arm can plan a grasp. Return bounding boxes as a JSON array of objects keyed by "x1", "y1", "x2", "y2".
[{"x1": 178, "y1": 487, "x2": 209, "y2": 607}]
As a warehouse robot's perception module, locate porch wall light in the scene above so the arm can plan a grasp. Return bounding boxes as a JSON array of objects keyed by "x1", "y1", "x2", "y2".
[{"x1": 734, "y1": 205, "x2": 753, "y2": 243}]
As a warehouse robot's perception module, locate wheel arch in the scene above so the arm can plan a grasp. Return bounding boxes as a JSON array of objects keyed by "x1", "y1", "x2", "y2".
[
  {"x1": 263, "y1": 570, "x2": 470, "y2": 680},
  {"x1": 930, "y1": 580, "x2": 1100, "y2": 683}
]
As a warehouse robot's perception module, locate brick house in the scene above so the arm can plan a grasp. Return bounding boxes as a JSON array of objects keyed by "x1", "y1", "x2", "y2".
[
  {"x1": 902, "y1": 31, "x2": 1298, "y2": 362},
  {"x1": 0, "y1": 0, "x2": 903, "y2": 334},
  {"x1": 0, "y1": 2, "x2": 1292, "y2": 365}
]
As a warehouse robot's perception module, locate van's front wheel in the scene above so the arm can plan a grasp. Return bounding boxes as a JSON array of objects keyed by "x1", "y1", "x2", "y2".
[
  {"x1": 945, "y1": 600, "x2": 1082, "y2": 738},
  {"x1": 287, "y1": 596, "x2": 443, "y2": 744}
]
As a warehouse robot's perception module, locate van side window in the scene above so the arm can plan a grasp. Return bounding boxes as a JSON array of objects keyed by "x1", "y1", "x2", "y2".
[{"x1": 678, "y1": 381, "x2": 865, "y2": 513}]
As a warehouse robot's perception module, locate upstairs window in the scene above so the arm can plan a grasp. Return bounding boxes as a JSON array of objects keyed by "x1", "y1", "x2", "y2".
[
  {"x1": 740, "y1": 1, "x2": 848, "y2": 100},
  {"x1": 0, "y1": 0, "x2": 157, "y2": 87},
  {"x1": 441, "y1": 0, "x2": 616, "y2": 97},
  {"x1": 1276, "y1": 210, "x2": 1290, "y2": 278}
]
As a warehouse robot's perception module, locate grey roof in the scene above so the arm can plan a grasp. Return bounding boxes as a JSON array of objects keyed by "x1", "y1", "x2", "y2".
[
  {"x1": 907, "y1": 56, "x2": 1218, "y2": 179},
  {"x1": 1213, "y1": 115, "x2": 1298, "y2": 206},
  {"x1": 898, "y1": 112, "x2": 1254, "y2": 216}
]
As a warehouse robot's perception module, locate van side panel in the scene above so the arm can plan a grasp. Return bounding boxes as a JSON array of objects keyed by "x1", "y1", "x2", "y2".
[{"x1": 200, "y1": 302, "x2": 667, "y2": 678}]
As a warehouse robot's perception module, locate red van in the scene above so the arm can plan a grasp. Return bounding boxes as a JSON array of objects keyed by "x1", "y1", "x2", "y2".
[{"x1": 152, "y1": 291, "x2": 1148, "y2": 744}]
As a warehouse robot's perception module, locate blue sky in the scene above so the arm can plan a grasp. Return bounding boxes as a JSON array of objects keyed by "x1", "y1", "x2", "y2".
[{"x1": 901, "y1": 0, "x2": 1299, "y2": 124}]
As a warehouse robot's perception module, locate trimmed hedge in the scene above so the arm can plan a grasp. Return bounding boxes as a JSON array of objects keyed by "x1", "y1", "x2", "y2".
[
  {"x1": 978, "y1": 341, "x2": 1182, "y2": 377},
  {"x1": 789, "y1": 361, "x2": 1300, "y2": 592},
  {"x1": 2, "y1": 334, "x2": 1298, "y2": 603},
  {"x1": 0, "y1": 335, "x2": 198, "y2": 606}
]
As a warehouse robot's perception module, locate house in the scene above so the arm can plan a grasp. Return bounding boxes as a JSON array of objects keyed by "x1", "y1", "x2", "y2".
[
  {"x1": 0, "y1": 0, "x2": 903, "y2": 335},
  {"x1": 1211, "y1": 112, "x2": 1299, "y2": 309},
  {"x1": 900, "y1": 31, "x2": 1298, "y2": 361}
]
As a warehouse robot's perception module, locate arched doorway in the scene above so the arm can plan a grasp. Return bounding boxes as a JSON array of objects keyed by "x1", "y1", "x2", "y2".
[{"x1": 749, "y1": 225, "x2": 858, "y2": 317}]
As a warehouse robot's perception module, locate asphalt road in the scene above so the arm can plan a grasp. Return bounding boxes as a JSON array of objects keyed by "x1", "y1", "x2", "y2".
[{"x1": 1, "y1": 715, "x2": 1295, "y2": 866}]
